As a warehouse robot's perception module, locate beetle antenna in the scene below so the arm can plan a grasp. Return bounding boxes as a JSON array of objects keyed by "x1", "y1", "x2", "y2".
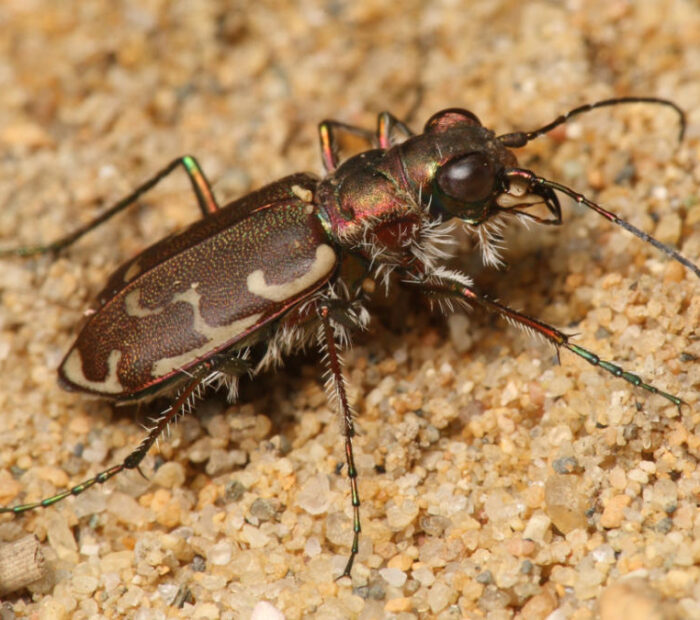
[
  {"x1": 506, "y1": 168, "x2": 700, "y2": 279},
  {"x1": 497, "y1": 97, "x2": 686, "y2": 148}
]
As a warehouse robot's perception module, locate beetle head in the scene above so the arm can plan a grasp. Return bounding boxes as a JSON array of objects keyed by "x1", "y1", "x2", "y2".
[
  {"x1": 418, "y1": 100, "x2": 699, "y2": 281},
  {"x1": 425, "y1": 108, "x2": 561, "y2": 226}
]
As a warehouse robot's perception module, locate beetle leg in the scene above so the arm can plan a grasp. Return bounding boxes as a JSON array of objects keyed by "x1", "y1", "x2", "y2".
[
  {"x1": 318, "y1": 120, "x2": 378, "y2": 173},
  {"x1": 317, "y1": 303, "x2": 361, "y2": 579},
  {"x1": 377, "y1": 111, "x2": 415, "y2": 149},
  {"x1": 0, "y1": 155, "x2": 218, "y2": 258},
  {"x1": 404, "y1": 269, "x2": 684, "y2": 410},
  {"x1": 0, "y1": 367, "x2": 211, "y2": 515},
  {"x1": 317, "y1": 113, "x2": 415, "y2": 172},
  {"x1": 202, "y1": 349, "x2": 254, "y2": 402}
]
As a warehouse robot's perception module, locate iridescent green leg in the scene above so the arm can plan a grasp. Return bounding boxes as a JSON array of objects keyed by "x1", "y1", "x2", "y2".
[
  {"x1": 0, "y1": 155, "x2": 218, "y2": 258},
  {"x1": 317, "y1": 304, "x2": 361, "y2": 579},
  {"x1": 407, "y1": 272, "x2": 684, "y2": 410},
  {"x1": 0, "y1": 364, "x2": 212, "y2": 515}
]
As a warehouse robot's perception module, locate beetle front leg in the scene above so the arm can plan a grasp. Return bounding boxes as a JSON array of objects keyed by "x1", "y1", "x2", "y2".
[
  {"x1": 316, "y1": 303, "x2": 361, "y2": 579},
  {"x1": 0, "y1": 155, "x2": 218, "y2": 257},
  {"x1": 377, "y1": 111, "x2": 415, "y2": 148},
  {"x1": 318, "y1": 120, "x2": 378, "y2": 173},
  {"x1": 404, "y1": 269, "x2": 684, "y2": 410}
]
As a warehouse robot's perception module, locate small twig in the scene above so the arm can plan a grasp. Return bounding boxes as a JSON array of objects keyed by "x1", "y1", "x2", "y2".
[{"x1": 0, "y1": 536, "x2": 46, "y2": 596}]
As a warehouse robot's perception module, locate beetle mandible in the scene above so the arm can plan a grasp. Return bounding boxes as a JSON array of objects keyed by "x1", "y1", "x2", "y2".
[{"x1": 1, "y1": 97, "x2": 697, "y2": 578}]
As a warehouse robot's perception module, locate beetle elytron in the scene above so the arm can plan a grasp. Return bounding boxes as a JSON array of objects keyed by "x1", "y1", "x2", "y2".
[{"x1": 1, "y1": 97, "x2": 697, "y2": 577}]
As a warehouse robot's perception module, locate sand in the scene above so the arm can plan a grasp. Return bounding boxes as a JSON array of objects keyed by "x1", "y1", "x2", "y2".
[{"x1": 0, "y1": 1, "x2": 699, "y2": 618}]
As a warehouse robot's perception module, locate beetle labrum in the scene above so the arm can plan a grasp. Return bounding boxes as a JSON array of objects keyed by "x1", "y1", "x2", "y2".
[{"x1": 1, "y1": 97, "x2": 698, "y2": 578}]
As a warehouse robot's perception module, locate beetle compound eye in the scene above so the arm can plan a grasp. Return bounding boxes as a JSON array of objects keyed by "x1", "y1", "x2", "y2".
[
  {"x1": 424, "y1": 108, "x2": 481, "y2": 133},
  {"x1": 436, "y1": 152, "x2": 494, "y2": 202}
]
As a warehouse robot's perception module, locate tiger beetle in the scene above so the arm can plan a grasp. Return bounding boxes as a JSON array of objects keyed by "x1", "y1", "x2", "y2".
[{"x1": 0, "y1": 97, "x2": 697, "y2": 579}]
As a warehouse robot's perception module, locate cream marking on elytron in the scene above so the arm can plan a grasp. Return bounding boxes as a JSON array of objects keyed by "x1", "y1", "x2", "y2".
[
  {"x1": 63, "y1": 349, "x2": 124, "y2": 394},
  {"x1": 123, "y1": 260, "x2": 142, "y2": 283},
  {"x1": 142, "y1": 285, "x2": 264, "y2": 377},
  {"x1": 246, "y1": 243, "x2": 337, "y2": 303},
  {"x1": 291, "y1": 184, "x2": 314, "y2": 203},
  {"x1": 124, "y1": 288, "x2": 169, "y2": 318}
]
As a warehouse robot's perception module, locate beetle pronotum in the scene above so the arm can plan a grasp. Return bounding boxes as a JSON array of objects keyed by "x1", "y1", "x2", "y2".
[{"x1": 1, "y1": 97, "x2": 697, "y2": 577}]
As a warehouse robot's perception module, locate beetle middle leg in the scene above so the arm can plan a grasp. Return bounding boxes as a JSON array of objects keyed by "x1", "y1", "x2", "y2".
[
  {"x1": 316, "y1": 302, "x2": 361, "y2": 579},
  {"x1": 0, "y1": 155, "x2": 218, "y2": 258},
  {"x1": 405, "y1": 269, "x2": 684, "y2": 409}
]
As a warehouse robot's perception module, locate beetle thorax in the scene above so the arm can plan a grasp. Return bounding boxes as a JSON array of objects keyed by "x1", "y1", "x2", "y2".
[{"x1": 316, "y1": 148, "x2": 454, "y2": 285}]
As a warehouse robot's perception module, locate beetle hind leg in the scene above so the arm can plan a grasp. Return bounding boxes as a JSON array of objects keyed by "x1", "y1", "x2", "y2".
[
  {"x1": 0, "y1": 155, "x2": 219, "y2": 258},
  {"x1": 0, "y1": 369, "x2": 210, "y2": 515}
]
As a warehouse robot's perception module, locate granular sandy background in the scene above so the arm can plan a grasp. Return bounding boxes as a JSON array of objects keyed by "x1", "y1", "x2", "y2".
[{"x1": 0, "y1": 1, "x2": 699, "y2": 618}]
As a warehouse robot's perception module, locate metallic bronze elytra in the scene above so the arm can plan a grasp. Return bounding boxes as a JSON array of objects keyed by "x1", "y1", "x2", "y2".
[
  {"x1": 0, "y1": 97, "x2": 697, "y2": 579},
  {"x1": 61, "y1": 194, "x2": 336, "y2": 397}
]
